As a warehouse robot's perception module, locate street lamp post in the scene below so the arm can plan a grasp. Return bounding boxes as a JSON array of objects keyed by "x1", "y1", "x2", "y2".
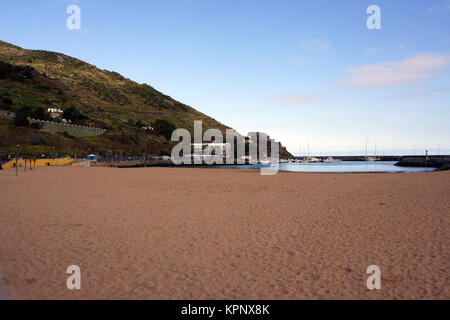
[{"x1": 32, "y1": 146, "x2": 38, "y2": 170}]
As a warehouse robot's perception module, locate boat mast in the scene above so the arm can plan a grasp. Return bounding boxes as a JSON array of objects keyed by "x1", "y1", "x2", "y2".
[{"x1": 365, "y1": 138, "x2": 368, "y2": 160}]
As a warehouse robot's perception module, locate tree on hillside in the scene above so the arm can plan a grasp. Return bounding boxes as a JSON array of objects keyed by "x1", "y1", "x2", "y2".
[
  {"x1": 1, "y1": 97, "x2": 13, "y2": 110},
  {"x1": 152, "y1": 119, "x2": 176, "y2": 140},
  {"x1": 63, "y1": 106, "x2": 87, "y2": 124},
  {"x1": 0, "y1": 60, "x2": 36, "y2": 81},
  {"x1": 0, "y1": 60, "x2": 13, "y2": 79},
  {"x1": 135, "y1": 119, "x2": 145, "y2": 128},
  {"x1": 13, "y1": 105, "x2": 33, "y2": 127},
  {"x1": 31, "y1": 107, "x2": 49, "y2": 121}
]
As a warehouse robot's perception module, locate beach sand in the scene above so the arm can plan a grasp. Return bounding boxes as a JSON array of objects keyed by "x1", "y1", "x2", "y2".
[{"x1": 0, "y1": 166, "x2": 448, "y2": 299}]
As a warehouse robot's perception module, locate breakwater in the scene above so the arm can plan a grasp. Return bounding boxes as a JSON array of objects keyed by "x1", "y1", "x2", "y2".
[{"x1": 394, "y1": 156, "x2": 450, "y2": 171}]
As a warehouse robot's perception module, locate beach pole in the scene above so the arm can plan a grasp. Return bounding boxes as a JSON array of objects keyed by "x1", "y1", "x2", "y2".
[{"x1": 15, "y1": 145, "x2": 19, "y2": 176}]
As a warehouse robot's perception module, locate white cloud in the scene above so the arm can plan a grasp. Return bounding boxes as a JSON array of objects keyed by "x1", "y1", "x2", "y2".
[
  {"x1": 427, "y1": 1, "x2": 450, "y2": 12},
  {"x1": 273, "y1": 95, "x2": 315, "y2": 105},
  {"x1": 341, "y1": 53, "x2": 450, "y2": 89},
  {"x1": 300, "y1": 38, "x2": 331, "y2": 52},
  {"x1": 384, "y1": 86, "x2": 450, "y2": 101}
]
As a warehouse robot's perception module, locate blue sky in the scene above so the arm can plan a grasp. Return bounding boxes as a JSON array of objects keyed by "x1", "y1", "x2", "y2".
[{"x1": 1, "y1": 0, "x2": 449, "y2": 155}]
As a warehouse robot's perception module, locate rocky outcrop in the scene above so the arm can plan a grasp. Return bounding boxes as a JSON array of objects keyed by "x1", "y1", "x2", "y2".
[{"x1": 395, "y1": 157, "x2": 450, "y2": 171}]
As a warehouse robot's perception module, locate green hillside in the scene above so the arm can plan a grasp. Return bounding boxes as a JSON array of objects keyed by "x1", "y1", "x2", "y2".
[{"x1": 0, "y1": 40, "x2": 231, "y2": 156}]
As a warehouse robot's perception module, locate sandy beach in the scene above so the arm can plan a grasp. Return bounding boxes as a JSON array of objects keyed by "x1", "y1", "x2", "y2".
[{"x1": 0, "y1": 166, "x2": 448, "y2": 299}]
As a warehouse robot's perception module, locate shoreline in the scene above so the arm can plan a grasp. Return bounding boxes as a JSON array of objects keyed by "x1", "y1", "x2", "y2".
[{"x1": 98, "y1": 162, "x2": 437, "y2": 173}]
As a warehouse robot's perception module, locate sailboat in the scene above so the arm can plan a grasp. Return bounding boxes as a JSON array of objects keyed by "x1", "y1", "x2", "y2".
[
  {"x1": 365, "y1": 138, "x2": 376, "y2": 161},
  {"x1": 365, "y1": 139, "x2": 380, "y2": 161}
]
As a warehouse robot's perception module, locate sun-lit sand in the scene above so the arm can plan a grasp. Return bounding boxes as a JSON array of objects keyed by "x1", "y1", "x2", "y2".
[{"x1": 0, "y1": 166, "x2": 448, "y2": 299}]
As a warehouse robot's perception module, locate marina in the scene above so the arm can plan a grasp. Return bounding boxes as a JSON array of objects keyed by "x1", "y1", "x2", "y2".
[{"x1": 218, "y1": 161, "x2": 437, "y2": 173}]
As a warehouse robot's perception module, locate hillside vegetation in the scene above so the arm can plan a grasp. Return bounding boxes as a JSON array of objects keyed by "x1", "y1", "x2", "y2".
[{"x1": 0, "y1": 40, "x2": 230, "y2": 156}]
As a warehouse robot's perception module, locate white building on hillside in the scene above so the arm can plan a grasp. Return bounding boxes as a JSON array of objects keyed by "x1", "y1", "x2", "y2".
[{"x1": 47, "y1": 108, "x2": 63, "y2": 119}]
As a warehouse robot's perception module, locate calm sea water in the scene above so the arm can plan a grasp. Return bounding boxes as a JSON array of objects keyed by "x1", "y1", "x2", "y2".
[{"x1": 217, "y1": 161, "x2": 436, "y2": 173}]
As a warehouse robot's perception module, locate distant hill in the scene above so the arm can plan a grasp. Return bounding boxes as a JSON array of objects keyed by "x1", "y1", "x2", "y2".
[{"x1": 0, "y1": 40, "x2": 231, "y2": 156}]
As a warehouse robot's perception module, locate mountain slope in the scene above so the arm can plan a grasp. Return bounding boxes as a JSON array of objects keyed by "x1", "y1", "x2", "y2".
[{"x1": 0, "y1": 40, "x2": 231, "y2": 156}]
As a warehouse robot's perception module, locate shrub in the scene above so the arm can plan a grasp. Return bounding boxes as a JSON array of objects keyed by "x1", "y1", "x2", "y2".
[
  {"x1": 13, "y1": 112, "x2": 29, "y2": 127},
  {"x1": 62, "y1": 131, "x2": 74, "y2": 138},
  {"x1": 32, "y1": 107, "x2": 49, "y2": 120},
  {"x1": 0, "y1": 60, "x2": 36, "y2": 81},
  {"x1": 0, "y1": 60, "x2": 13, "y2": 79},
  {"x1": 2, "y1": 98, "x2": 13, "y2": 106},
  {"x1": 17, "y1": 105, "x2": 33, "y2": 118},
  {"x1": 135, "y1": 119, "x2": 145, "y2": 128},
  {"x1": 1, "y1": 97, "x2": 13, "y2": 110}
]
